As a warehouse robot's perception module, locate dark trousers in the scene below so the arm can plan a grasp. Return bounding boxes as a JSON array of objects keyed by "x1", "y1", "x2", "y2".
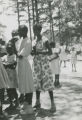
[
  {"x1": 7, "y1": 88, "x2": 18, "y2": 105},
  {"x1": 25, "y1": 93, "x2": 33, "y2": 105},
  {"x1": 0, "y1": 89, "x2": 4, "y2": 114},
  {"x1": 55, "y1": 74, "x2": 60, "y2": 85}
]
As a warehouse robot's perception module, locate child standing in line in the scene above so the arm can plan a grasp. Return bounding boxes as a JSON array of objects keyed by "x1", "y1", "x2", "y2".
[
  {"x1": 3, "y1": 40, "x2": 19, "y2": 111},
  {"x1": 49, "y1": 42, "x2": 61, "y2": 88},
  {"x1": 70, "y1": 47, "x2": 77, "y2": 72},
  {"x1": 0, "y1": 48, "x2": 10, "y2": 118},
  {"x1": 60, "y1": 43, "x2": 67, "y2": 67}
]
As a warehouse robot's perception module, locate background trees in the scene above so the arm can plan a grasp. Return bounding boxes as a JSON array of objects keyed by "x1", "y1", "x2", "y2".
[{"x1": 0, "y1": 0, "x2": 82, "y2": 44}]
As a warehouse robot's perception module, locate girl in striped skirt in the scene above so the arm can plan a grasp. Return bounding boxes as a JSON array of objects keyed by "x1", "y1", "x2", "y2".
[{"x1": 0, "y1": 58, "x2": 10, "y2": 118}]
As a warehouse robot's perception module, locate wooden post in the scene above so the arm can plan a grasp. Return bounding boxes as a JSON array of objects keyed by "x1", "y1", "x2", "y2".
[
  {"x1": 31, "y1": 0, "x2": 35, "y2": 25},
  {"x1": 17, "y1": 0, "x2": 20, "y2": 26},
  {"x1": 58, "y1": 3, "x2": 61, "y2": 43},
  {"x1": 35, "y1": 0, "x2": 39, "y2": 23},
  {"x1": 27, "y1": 0, "x2": 32, "y2": 41},
  {"x1": 48, "y1": 0, "x2": 55, "y2": 42}
]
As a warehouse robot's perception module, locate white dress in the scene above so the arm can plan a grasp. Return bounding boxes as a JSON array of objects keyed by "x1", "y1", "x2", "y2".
[
  {"x1": 50, "y1": 48, "x2": 60, "y2": 74},
  {"x1": 59, "y1": 45, "x2": 67, "y2": 61},
  {"x1": 17, "y1": 37, "x2": 34, "y2": 94}
]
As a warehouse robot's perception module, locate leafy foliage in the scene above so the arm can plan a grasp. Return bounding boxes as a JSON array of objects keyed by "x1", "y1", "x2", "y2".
[{"x1": 0, "y1": 0, "x2": 82, "y2": 44}]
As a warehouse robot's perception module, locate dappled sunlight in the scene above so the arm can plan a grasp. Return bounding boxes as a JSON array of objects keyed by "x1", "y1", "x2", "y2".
[
  {"x1": 3, "y1": 77, "x2": 82, "y2": 120},
  {"x1": 0, "y1": 0, "x2": 82, "y2": 120}
]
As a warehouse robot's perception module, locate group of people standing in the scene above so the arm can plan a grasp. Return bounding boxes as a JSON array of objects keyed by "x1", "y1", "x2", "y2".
[
  {"x1": 0, "y1": 23, "x2": 78, "y2": 118},
  {"x1": 0, "y1": 24, "x2": 57, "y2": 118}
]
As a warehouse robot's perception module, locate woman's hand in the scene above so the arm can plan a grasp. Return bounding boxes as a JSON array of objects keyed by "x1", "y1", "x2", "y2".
[
  {"x1": 45, "y1": 41, "x2": 52, "y2": 55},
  {"x1": 18, "y1": 55, "x2": 23, "y2": 59}
]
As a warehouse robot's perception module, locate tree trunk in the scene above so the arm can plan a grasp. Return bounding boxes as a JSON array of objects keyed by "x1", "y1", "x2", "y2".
[
  {"x1": 31, "y1": 0, "x2": 35, "y2": 25},
  {"x1": 34, "y1": 0, "x2": 39, "y2": 23},
  {"x1": 48, "y1": 1, "x2": 55, "y2": 42},
  {"x1": 58, "y1": 5, "x2": 61, "y2": 43},
  {"x1": 17, "y1": 0, "x2": 20, "y2": 26},
  {"x1": 27, "y1": 0, "x2": 32, "y2": 41}
]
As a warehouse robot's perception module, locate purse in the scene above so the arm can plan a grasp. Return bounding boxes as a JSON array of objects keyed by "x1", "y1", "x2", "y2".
[{"x1": 49, "y1": 53, "x2": 59, "y2": 61}]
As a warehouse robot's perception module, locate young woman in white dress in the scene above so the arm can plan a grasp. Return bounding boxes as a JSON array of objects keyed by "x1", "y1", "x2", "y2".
[{"x1": 17, "y1": 25, "x2": 34, "y2": 114}]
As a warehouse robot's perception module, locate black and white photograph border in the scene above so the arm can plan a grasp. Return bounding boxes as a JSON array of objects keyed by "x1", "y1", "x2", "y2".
[{"x1": 0, "y1": 0, "x2": 82, "y2": 120}]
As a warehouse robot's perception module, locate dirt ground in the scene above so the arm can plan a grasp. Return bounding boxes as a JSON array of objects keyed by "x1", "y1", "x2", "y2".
[{"x1": 2, "y1": 61, "x2": 82, "y2": 120}]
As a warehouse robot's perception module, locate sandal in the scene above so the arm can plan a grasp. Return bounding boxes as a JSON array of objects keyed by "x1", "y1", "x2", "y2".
[{"x1": 33, "y1": 102, "x2": 41, "y2": 109}]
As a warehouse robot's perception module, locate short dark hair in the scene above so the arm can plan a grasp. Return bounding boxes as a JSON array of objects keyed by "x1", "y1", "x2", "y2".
[
  {"x1": 18, "y1": 25, "x2": 28, "y2": 33},
  {"x1": 50, "y1": 42, "x2": 55, "y2": 48},
  {"x1": 6, "y1": 39, "x2": 17, "y2": 55},
  {"x1": 33, "y1": 23, "x2": 42, "y2": 32}
]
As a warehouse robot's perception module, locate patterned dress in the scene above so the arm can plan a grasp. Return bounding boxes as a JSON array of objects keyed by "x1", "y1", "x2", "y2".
[
  {"x1": 33, "y1": 37, "x2": 54, "y2": 91},
  {"x1": 70, "y1": 50, "x2": 77, "y2": 64}
]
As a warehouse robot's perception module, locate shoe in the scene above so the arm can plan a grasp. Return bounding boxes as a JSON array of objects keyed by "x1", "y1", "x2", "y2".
[
  {"x1": 50, "y1": 102, "x2": 56, "y2": 113},
  {"x1": 20, "y1": 105, "x2": 33, "y2": 115}
]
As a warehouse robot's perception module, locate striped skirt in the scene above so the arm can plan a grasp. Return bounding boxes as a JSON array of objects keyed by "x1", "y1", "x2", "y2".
[{"x1": 0, "y1": 59, "x2": 10, "y2": 89}]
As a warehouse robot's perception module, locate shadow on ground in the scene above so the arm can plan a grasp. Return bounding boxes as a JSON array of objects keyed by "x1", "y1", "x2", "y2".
[{"x1": 3, "y1": 77, "x2": 82, "y2": 120}]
